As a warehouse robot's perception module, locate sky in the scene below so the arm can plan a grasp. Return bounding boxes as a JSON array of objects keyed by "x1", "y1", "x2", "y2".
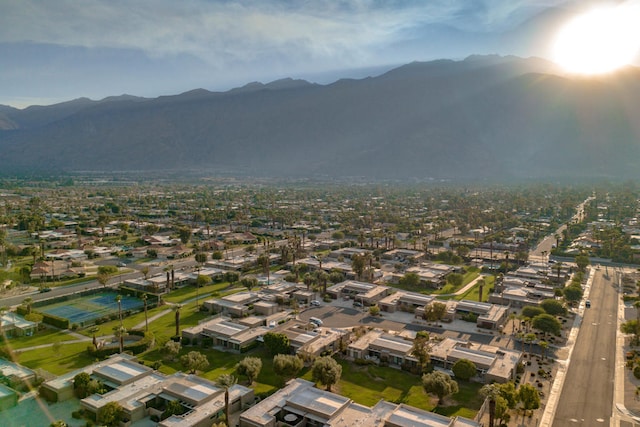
[{"x1": 0, "y1": 0, "x2": 634, "y2": 108}]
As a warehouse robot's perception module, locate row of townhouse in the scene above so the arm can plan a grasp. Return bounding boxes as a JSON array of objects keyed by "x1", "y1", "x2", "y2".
[
  {"x1": 346, "y1": 329, "x2": 522, "y2": 384},
  {"x1": 40, "y1": 354, "x2": 254, "y2": 427},
  {"x1": 40, "y1": 354, "x2": 481, "y2": 427}
]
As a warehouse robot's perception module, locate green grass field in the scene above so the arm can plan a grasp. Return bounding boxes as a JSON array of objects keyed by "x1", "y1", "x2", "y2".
[{"x1": 0, "y1": 328, "x2": 77, "y2": 351}]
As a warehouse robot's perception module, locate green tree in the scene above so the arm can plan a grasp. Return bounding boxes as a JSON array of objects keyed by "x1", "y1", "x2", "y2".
[
  {"x1": 240, "y1": 276, "x2": 258, "y2": 291},
  {"x1": 480, "y1": 383, "x2": 501, "y2": 427},
  {"x1": 142, "y1": 293, "x2": 149, "y2": 331},
  {"x1": 422, "y1": 371, "x2": 458, "y2": 404},
  {"x1": 424, "y1": 302, "x2": 447, "y2": 322},
  {"x1": 264, "y1": 332, "x2": 290, "y2": 355},
  {"x1": 174, "y1": 304, "x2": 182, "y2": 337},
  {"x1": 452, "y1": 358, "x2": 476, "y2": 381},
  {"x1": 575, "y1": 254, "x2": 590, "y2": 271},
  {"x1": 162, "y1": 400, "x2": 185, "y2": 419},
  {"x1": 225, "y1": 271, "x2": 239, "y2": 286},
  {"x1": 311, "y1": 356, "x2": 342, "y2": 391},
  {"x1": 532, "y1": 313, "x2": 562, "y2": 337},
  {"x1": 521, "y1": 305, "x2": 544, "y2": 319},
  {"x1": 411, "y1": 331, "x2": 431, "y2": 373},
  {"x1": 178, "y1": 226, "x2": 192, "y2": 244},
  {"x1": 215, "y1": 374, "x2": 237, "y2": 427},
  {"x1": 98, "y1": 401, "x2": 124, "y2": 427},
  {"x1": 564, "y1": 285, "x2": 583, "y2": 304},
  {"x1": 446, "y1": 273, "x2": 463, "y2": 287},
  {"x1": 195, "y1": 252, "x2": 208, "y2": 264},
  {"x1": 273, "y1": 354, "x2": 304, "y2": 383},
  {"x1": 73, "y1": 372, "x2": 91, "y2": 398},
  {"x1": 540, "y1": 299, "x2": 566, "y2": 316},
  {"x1": 369, "y1": 305, "x2": 380, "y2": 316},
  {"x1": 517, "y1": 383, "x2": 541, "y2": 421},
  {"x1": 180, "y1": 351, "x2": 210, "y2": 374},
  {"x1": 237, "y1": 356, "x2": 262, "y2": 385},
  {"x1": 164, "y1": 340, "x2": 181, "y2": 361},
  {"x1": 621, "y1": 319, "x2": 640, "y2": 345},
  {"x1": 399, "y1": 272, "x2": 421, "y2": 288},
  {"x1": 351, "y1": 254, "x2": 366, "y2": 280}
]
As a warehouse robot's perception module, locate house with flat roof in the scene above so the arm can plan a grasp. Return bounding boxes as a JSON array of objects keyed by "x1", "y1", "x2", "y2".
[
  {"x1": 430, "y1": 338, "x2": 522, "y2": 383},
  {"x1": 326, "y1": 280, "x2": 390, "y2": 306},
  {"x1": 238, "y1": 378, "x2": 479, "y2": 427},
  {"x1": 347, "y1": 329, "x2": 419, "y2": 370},
  {"x1": 0, "y1": 312, "x2": 36, "y2": 338},
  {"x1": 181, "y1": 316, "x2": 269, "y2": 352},
  {"x1": 378, "y1": 290, "x2": 435, "y2": 314}
]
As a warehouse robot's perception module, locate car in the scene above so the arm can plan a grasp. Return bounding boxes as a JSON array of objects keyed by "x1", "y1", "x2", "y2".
[
  {"x1": 585, "y1": 300, "x2": 591, "y2": 308},
  {"x1": 353, "y1": 301, "x2": 363, "y2": 307},
  {"x1": 39, "y1": 287, "x2": 52, "y2": 293},
  {"x1": 118, "y1": 262, "x2": 127, "y2": 267},
  {"x1": 310, "y1": 300, "x2": 321, "y2": 306},
  {"x1": 309, "y1": 317, "x2": 323, "y2": 326}
]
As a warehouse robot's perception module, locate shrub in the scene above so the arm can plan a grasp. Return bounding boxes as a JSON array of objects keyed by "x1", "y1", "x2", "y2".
[{"x1": 633, "y1": 365, "x2": 640, "y2": 380}]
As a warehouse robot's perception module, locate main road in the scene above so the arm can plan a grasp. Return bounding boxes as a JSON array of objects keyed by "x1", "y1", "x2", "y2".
[{"x1": 552, "y1": 268, "x2": 618, "y2": 426}]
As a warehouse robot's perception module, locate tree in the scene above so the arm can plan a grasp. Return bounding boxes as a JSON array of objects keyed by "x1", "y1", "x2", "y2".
[
  {"x1": 399, "y1": 272, "x2": 420, "y2": 288},
  {"x1": 22, "y1": 297, "x2": 33, "y2": 315},
  {"x1": 162, "y1": 400, "x2": 185, "y2": 419},
  {"x1": 142, "y1": 293, "x2": 149, "y2": 331},
  {"x1": 164, "y1": 340, "x2": 182, "y2": 361},
  {"x1": 422, "y1": 371, "x2": 458, "y2": 404},
  {"x1": 215, "y1": 374, "x2": 237, "y2": 426},
  {"x1": 517, "y1": 383, "x2": 540, "y2": 421},
  {"x1": 180, "y1": 351, "x2": 209, "y2": 374},
  {"x1": 575, "y1": 254, "x2": 590, "y2": 271},
  {"x1": 564, "y1": 284, "x2": 583, "y2": 304},
  {"x1": 369, "y1": 305, "x2": 380, "y2": 316},
  {"x1": 311, "y1": 356, "x2": 342, "y2": 391},
  {"x1": 24, "y1": 312, "x2": 43, "y2": 329},
  {"x1": 237, "y1": 356, "x2": 262, "y2": 385},
  {"x1": 621, "y1": 319, "x2": 640, "y2": 345},
  {"x1": 99, "y1": 401, "x2": 124, "y2": 427},
  {"x1": 480, "y1": 383, "x2": 501, "y2": 427},
  {"x1": 521, "y1": 305, "x2": 544, "y2": 320},
  {"x1": 225, "y1": 271, "x2": 239, "y2": 286},
  {"x1": 174, "y1": 304, "x2": 182, "y2": 337},
  {"x1": 240, "y1": 276, "x2": 258, "y2": 291},
  {"x1": 452, "y1": 358, "x2": 476, "y2": 381},
  {"x1": 411, "y1": 331, "x2": 431, "y2": 373},
  {"x1": 195, "y1": 252, "x2": 208, "y2": 265},
  {"x1": 540, "y1": 299, "x2": 566, "y2": 316},
  {"x1": 446, "y1": 273, "x2": 463, "y2": 287},
  {"x1": 423, "y1": 302, "x2": 447, "y2": 322},
  {"x1": 532, "y1": 313, "x2": 562, "y2": 337},
  {"x1": 351, "y1": 254, "x2": 366, "y2": 280},
  {"x1": 73, "y1": 372, "x2": 91, "y2": 398},
  {"x1": 178, "y1": 226, "x2": 192, "y2": 244},
  {"x1": 264, "y1": 332, "x2": 290, "y2": 355},
  {"x1": 273, "y1": 354, "x2": 303, "y2": 382}
]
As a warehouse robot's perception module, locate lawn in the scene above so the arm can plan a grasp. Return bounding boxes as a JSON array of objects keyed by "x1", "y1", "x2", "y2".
[
  {"x1": 433, "y1": 268, "x2": 480, "y2": 295},
  {"x1": 0, "y1": 328, "x2": 78, "y2": 351},
  {"x1": 14, "y1": 341, "x2": 95, "y2": 375},
  {"x1": 454, "y1": 275, "x2": 495, "y2": 302},
  {"x1": 330, "y1": 360, "x2": 483, "y2": 419},
  {"x1": 162, "y1": 281, "x2": 235, "y2": 304}
]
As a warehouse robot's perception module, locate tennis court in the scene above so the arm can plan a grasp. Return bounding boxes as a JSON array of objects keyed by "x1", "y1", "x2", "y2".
[{"x1": 39, "y1": 292, "x2": 144, "y2": 325}]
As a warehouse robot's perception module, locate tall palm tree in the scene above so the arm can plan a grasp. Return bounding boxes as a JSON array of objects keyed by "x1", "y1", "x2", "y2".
[
  {"x1": 215, "y1": 374, "x2": 237, "y2": 426},
  {"x1": 142, "y1": 294, "x2": 149, "y2": 332},
  {"x1": 480, "y1": 383, "x2": 501, "y2": 427},
  {"x1": 174, "y1": 304, "x2": 182, "y2": 337},
  {"x1": 115, "y1": 295, "x2": 122, "y2": 328}
]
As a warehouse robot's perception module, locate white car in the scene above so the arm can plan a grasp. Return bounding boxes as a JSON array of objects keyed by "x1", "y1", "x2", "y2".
[{"x1": 310, "y1": 300, "x2": 321, "y2": 306}]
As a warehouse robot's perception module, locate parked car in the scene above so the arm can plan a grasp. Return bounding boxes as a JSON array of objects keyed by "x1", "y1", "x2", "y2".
[
  {"x1": 310, "y1": 300, "x2": 321, "y2": 306},
  {"x1": 585, "y1": 300, "x2": 591, "y2": 308},
  {"x1": 353, "y1": 301, "x2": 363, "y2": 307}
]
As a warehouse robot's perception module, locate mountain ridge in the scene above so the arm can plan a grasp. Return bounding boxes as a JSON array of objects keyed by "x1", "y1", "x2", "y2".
[{"x1": 1, "y1": 55, "x2": 639, "y2": 181}]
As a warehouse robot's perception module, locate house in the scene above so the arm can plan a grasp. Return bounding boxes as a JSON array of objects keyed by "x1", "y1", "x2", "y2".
[
  {"x1": 239, "y1": 378, "x2": 479, "y2": 427},
  {"x1": 181, "y1": 316, "x2": 269, "y2": 352},
  {"x1": 347, "y1": 329, "x2": 419, "y2": 370},
  {"x1": 325, "y1": 280, "x2": 391, "y2": 306},
  {"x1": 430, "y1": 338, "x2": 522, "y2": 383},
  {"x1": 378, "y1": 290, "x2": 434, "y2": 314},
  {"x1": 0, "y1": 312, "x2": 37, "y2": 337}
]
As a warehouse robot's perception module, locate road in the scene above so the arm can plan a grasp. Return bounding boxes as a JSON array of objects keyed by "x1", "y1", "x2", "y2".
[{"x1": 552, "y1": 268, "x2": 618, "y2": 426}]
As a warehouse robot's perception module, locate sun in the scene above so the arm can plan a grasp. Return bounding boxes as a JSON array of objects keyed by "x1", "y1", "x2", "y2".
[{"x1": 552, "y1": 5, "x2": 640, "y2": 75}]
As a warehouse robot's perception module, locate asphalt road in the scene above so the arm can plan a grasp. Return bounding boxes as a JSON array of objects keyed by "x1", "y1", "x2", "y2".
[{"x1": 552, "y1": 269, "x2": 618, "y2": 426}]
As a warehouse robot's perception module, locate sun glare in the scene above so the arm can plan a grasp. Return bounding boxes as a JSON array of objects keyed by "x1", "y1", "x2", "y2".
[{"x1": 553, "y1": 5, "x2": 640, "y2": 75}]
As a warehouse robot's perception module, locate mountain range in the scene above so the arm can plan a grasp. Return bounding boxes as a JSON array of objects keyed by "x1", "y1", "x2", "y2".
[{"x1": 1, "y1": 55, "x2": 639, "y2": 181}]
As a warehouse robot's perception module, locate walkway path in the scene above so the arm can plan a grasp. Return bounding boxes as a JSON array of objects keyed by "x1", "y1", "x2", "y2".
[{"x1": 438, "y1": 274, "x2": 486, "y2": 297}]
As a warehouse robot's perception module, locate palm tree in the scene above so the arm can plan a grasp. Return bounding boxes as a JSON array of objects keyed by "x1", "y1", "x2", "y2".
[
  {"x1": 142, "y1": 294, "x2": 149, "y2": 332},
  {"x1": 174, "y1": 304, "x2": 182, "y2": 337},
  {"x1": 480, "y1": 383, "x2": 501, "y2": 427},
  {"x1": 23, "y1": 297, "x2": 33, "y2": 315},
  {"x1": 115, "y1": 295, "x2": 122, "y2": 328},
  {"x1": 215, "y1": 374, "x2": 237, "y2": 426}
]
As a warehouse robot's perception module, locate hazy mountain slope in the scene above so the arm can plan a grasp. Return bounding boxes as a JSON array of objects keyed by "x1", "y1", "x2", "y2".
[{"x1": 0, "y1": 56, "x2": 638, "y2": 180}]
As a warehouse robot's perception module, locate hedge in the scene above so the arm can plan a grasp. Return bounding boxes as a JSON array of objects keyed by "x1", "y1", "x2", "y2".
[{"x1": 42, "y1": 312, "x2": 70, "y2": 329}]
